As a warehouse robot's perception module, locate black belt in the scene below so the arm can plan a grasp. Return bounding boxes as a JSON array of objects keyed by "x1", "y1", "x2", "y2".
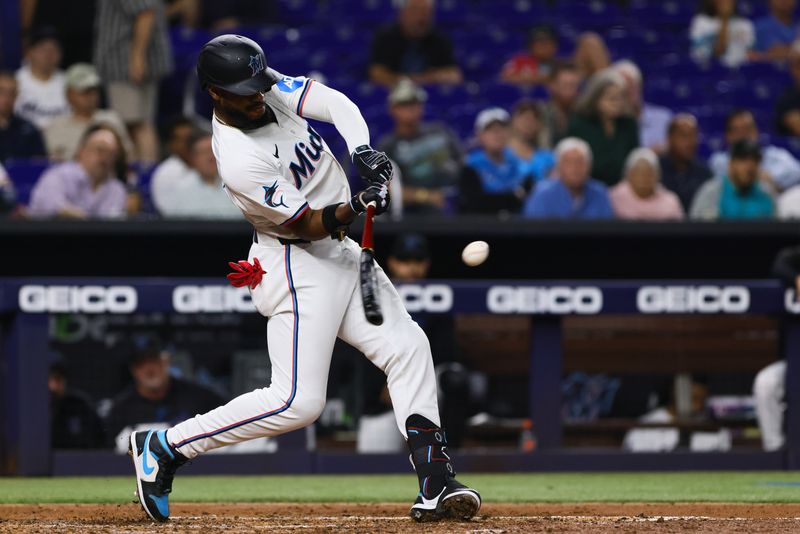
[
  {"x1": 278, "y1": 237, "x2": 310, "y2": 245},
  {"x1": 252, "y1": 230, "x2": 309, "y2": 245}
]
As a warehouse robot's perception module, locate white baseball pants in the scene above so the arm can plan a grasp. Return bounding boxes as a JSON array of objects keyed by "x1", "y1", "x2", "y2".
[
  {"x1": 753, "y1": 360, "x2": 786, "y2": 452},
  {"x1": 167, "y1": 236, "x2": 440, "y2": 458}
]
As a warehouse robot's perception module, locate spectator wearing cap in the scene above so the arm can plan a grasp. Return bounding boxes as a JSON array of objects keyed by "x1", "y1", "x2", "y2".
[
  {"x1": 357, "y1": 232, "x2": 435, "y2": 453},
  {"x1": 387, "y1": 232, "x2": 431, "y2": 282},
  {"x1": 523, "y1": 137, "x2": 613, "y2": 219},
  {"x1": 28, "y1": 125, "x2": 127, "y2": 218},
  {"x1": 44, "y1": 63, "x2": 133, "y2": 162},
  {"x1": 611, "y1": 60, "x2": 674, "y2": 154},
  {"x1": 508, "y1": 100, "x2": 555, "y2": 179},
  {"x1": 0, "y1": 70, "x2": 46, "y2": 162},
  {"x1": 566, "y1": 70, "x2": 639, "y2": 186},
  {"x1": 356, "y1": 233, "x2": 471, "y2": 453},
  {"x1": 460, "y1": 108, "x2": 532, "y2": 214},
  {"x1": 751, "y1": 0, "x2": 797, "y2": 63},
  {"x1": 710, "y1": 109, "x2": 800, "y2": 193},
  {"x1": 690, "y1": 0, "x2": 755, "y2": 68},
  {"x1": 95, "y1": 0, "x2": 173, "y2": 163},
  {"x1": 105, "y1": 337, "x2": 225, "y2": 449},
  {"x1": 610, "y1": 148, "x2": 684, "y2": 220},
  {"x1": 500, "y1": 25, "x2": 560, "y2": 85},
  {"x1": 369, "y1": 0, "x2": 462, "y2": 87},
  {"x1": 659, "y1": 114, "x2": 714, "y2": 211},
  {"x1": 377, "y1": 79, "x2": 463, "y2": 214},
  {"x1": 690, "y1": 140, "x2": 774, "y2": 220},
  {"x1": 49, "y1": 362, "x2": 105, "y2": 449},
  {"x1": 541, "y1": 62, "x2": 581, "y2": 144},
  {"x1": 157, "y1": 132, "x2": 242, "y2": 219},
  {"x1": 775, "y1": 42, "x2": 800, "y2": 137},
  {"x1": 14, "y1": 28, "x2": 69, "y2": 129}
]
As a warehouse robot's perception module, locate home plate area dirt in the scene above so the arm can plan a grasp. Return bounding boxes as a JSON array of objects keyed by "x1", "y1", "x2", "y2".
[{"x1": 2, "y1": 503, "x2": 800, "y2": 533}]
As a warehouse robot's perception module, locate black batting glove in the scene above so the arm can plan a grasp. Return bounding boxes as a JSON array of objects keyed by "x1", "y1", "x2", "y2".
[
  {"x1": 352, "y1": 145, "x2": 393, "y2": 185},
  {"x1": 350, "y1": 184, "x2": 390, "y2": 215}
]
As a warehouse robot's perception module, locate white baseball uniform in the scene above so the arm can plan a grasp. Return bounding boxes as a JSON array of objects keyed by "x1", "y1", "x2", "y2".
[
  {"x1": 753, "y1": 360, "x2": 786, "y2": 451},
  {"x1": 166, "y1": 73, "x2": 440, "y2": 458}
]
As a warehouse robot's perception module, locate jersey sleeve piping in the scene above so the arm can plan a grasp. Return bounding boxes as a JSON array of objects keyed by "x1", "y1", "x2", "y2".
[
  {"x1": 296, "y1": 80, "x2": 315, "y2": 117},
  {"x1": 280, "y1": 201, "x2": 310, "y2": 226}
]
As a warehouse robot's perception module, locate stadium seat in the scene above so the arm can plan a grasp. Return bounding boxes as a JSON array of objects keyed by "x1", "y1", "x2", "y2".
[
  {"x1": 628, "y1": 0, "x2": 696, "y2": 27},
  {"x1": 3, "y1": 159, "x2": 49, "y2": 206},
  {"x1": 467, "y1": 0, "x2": 548, "y2": 28},
  {"x1": 169, "y1": 27, "x2": 212, "y2": 69},
  {"x1": 552, "y1": 0, "x2": 625, "y2": 29},
  {"x1": 141, "y1": 1, "x2": 800, "y2": 170},
  {"x1": 131, "y1": 163, "x2": 158, "y2": 215},
  {"x1": 328, "y1": 0, "x2": 394, "y2": 23},
  {"x1": 278, "y1": 0, "x2": 330, "y2": 27}
]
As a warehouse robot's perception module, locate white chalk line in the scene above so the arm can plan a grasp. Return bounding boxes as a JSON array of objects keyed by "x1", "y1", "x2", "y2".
[
  {"x1": 167, "y1": 514, "x2": 800, "y2": 522},
  {"x1": 20, "y1": 514, "x2": 800, "y2": 529}
]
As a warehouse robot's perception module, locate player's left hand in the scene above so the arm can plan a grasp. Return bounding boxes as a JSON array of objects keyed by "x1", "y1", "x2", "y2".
[
  {"x1": 350, "y1": 184, "x2": 390, "y2": 215},
  {"x1": 352, "y1": 145, "x2": 393, "y2": 185}
]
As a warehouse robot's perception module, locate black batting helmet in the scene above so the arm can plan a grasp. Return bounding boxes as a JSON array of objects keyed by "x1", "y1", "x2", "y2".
[{"x1": 196, "y1": 34, "x2": 278, "y2": 95}]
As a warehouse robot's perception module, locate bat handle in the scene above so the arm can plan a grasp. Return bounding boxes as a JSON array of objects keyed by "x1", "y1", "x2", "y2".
[{"x1": 362, "y1": 202, "x2": 376, "y2": 250}]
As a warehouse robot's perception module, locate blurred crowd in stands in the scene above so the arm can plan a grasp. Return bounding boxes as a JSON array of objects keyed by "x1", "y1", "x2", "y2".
[{"x1": 5, "y1": 0, "x2": 800, "y2": 221}]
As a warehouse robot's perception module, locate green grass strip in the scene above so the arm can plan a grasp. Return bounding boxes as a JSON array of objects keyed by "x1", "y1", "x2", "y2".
[{"x1": 1, "y1": 472, "x2": 799, "y2": 504}]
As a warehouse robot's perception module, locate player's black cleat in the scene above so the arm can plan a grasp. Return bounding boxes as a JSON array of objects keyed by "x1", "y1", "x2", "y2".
[
  {"x1": 410, "y1": 478, "x2": 482, "y2": 522},
  {"x1": 405, "y1": 414, "x2": 481, "y2": 522},
  {"x1": 128, "y1": 429, "x2": 187, "y2": 521}
]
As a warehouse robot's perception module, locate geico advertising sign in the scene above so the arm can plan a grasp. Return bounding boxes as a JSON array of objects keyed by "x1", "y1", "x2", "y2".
[
  {"x1": 487, "y1": 286, "x2": 603, "y2": 314},
  {"x1": 397, "y1": 284, "x2": 453, "y2": 313},
  {"x1": 18, "y1": 285, "x2": 137, "y2": 313},
  {"x1": 172, "y1": 285, "x2": 255, "y2": 313},
  {"x1": 637, "y1": 286, "x2": 750, "y2": 313}
]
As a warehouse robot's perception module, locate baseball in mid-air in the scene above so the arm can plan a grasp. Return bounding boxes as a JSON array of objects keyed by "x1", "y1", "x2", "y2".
[{"x1": 462, "y1": 241, "x2": 490, "y2": 267}]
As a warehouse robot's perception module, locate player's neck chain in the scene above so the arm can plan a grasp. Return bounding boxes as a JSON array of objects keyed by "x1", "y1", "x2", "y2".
[{"x1": 214, "y1": 112, "x2": 231, "y2": 128}]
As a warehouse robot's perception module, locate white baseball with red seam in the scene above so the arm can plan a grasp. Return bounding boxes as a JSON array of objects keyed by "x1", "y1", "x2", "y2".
[{"x1": 461, "y1": 241, "x2": 489, "y2": 267}]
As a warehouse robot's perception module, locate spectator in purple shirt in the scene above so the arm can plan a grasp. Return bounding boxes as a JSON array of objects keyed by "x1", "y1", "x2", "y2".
[{"x1": 28, "y1": 125, "x2": 127, "y2": 218}]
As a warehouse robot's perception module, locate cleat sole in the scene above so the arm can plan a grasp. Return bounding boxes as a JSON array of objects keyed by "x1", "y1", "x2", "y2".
[{"x1": 441, "y1": 492, "x2": 481, "y2": 521}]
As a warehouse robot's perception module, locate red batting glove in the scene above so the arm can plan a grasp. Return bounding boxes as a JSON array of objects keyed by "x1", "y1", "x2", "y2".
[{"x1": 226, "y1": 257, "x2": 265, "y2": 289}]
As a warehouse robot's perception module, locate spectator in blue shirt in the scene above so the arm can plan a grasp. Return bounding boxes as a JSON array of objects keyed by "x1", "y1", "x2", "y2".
[
  {"x1": 752, "y1": 0, "x2": 797, "y2": 62},
  {"x1": 523, "y1": 137, "x2": 614, "y2": 219},
  {"x1": 508, "y1": 100, "x2": 555, "y2": 177},
  {"x1": 460, "y1": 107, "x2": 533, "y2": 214},
  {"x1": 691, "y1": 140, "x2": 775, "y2": 220}
]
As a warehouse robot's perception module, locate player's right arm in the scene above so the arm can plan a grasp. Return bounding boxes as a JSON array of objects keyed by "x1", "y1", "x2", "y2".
[
  {"x1": 224, "y1": 154, "x2": 390, "y2": 241},
  {"x1": 288, "y1": 184, "x2": 390, "y2": 241}
]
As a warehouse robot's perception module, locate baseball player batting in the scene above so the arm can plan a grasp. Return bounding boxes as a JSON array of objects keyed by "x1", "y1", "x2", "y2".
[{"x1": 128, "y1": 35, "x2": 481, "y2": 523}]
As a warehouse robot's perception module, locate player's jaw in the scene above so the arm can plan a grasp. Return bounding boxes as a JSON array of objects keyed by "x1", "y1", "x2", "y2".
[{"x1": 210, "y1": 86, "x2": 270, "y2": 128}]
